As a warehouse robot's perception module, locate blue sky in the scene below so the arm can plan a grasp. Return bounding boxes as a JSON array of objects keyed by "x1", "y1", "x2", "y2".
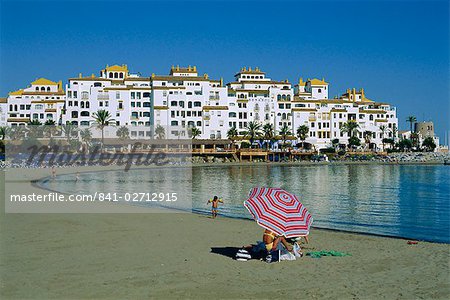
[{"x1": 1, "y1": 0, "x2": 448, "y2": 140}]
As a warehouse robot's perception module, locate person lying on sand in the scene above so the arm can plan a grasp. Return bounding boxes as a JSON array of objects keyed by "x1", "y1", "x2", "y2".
[{"x1": 207, "y1": 196, "x2": 223, "y2": 219}]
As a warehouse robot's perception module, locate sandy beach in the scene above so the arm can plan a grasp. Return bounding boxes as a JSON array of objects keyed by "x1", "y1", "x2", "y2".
[{"x1": 1, "y1": 166, "x2": 449, "y2": 299}]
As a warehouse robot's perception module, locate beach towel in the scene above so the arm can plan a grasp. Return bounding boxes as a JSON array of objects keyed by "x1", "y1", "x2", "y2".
[{"x1": 306, "y1": 250, "x2": 351, "y2": 258}]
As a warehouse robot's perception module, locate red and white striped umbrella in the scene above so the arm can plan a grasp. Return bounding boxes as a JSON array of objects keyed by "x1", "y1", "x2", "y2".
[{"x1": 244, "y1": 187, "x2": 313, "y2": 238}]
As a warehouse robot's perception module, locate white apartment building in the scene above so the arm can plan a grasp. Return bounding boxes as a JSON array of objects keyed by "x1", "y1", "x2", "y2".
[
  {"x1": 227, "y1": 67, "x2": 293, "y2": 134},
  {"x1": 5, "y1": 78, "x2": 65, "y2": 126},
  {"x1": 1, "y1": 64, "x2": 400, "y2": 150},
  {"x1": 150, "y1": 65, "x2": 228, "y2": 139},
  {"x1": 64, "y1": 64, "x2": 152, "y2": 138},
  {"x1": 293, "y1": 86, "x2": 398, "y2": 149}
]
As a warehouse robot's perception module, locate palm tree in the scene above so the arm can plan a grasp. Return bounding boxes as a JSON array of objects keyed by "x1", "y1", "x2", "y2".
[
  {"x1": 80, "y1": 128, "x2": 92, "y2": 145},
  {"x1": 391, "y1": 123, "x2": 398, "y2": 143},
  {"x1": 406, "y1": 115, "x2": 417, "y2": 134},
  {"x1": 244, "y1": 121, "x2": 262, "y2": 148},
  {"x1": 296, "y1": 125, "x2": 309, "y2": 149},
  {"x1": 154, "y1": 125, "x2": 165, "y2": 139},
  {"x1": 341, "y1": 120, "x2": 359, "y2": 138},
  {"x1": 43, "y1": 120, "x2": 57, "y2": 138},
  {"x1": 61, "y1": 123, "x2": 78, "y2": 142},
  {"x1": 190, "y1": 127, "x2": 201, "y2": 139},
  {"x1": 116, "y1": 126, "x2": 130, "y2": 140},
  {"x1": 363, "y1": 130, "x2": 373, "y2": 151},
  {"x1": 279, "y1": 123, "x2": 292, "y2": 150},
  {"x1": 0, "y1": 126, "x2": 7, "y2": 140},
  {"x1": 379, "y1": 125, "x2": 389, "y2": 151},
  {"x1": 92, "y1": 109, "x2": 114, "y2": 149},
  {"x1": 227, "y1": 126, "x2": 238, "y2": 149},
  {"x1": 27, "y1": 119, "x2": 43, "y2": 138},
  {"x1": 262, "y1": 123, "x2": 274, "y2": 150}
]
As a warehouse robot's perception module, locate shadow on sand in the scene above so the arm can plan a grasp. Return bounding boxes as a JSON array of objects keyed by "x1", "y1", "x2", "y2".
[{"x1": 210, "y1": 247, "x2": 241, "y2": 259}]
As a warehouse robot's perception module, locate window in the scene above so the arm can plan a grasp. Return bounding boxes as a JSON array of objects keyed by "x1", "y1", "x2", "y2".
[
  {"x1": 80, "y1": 111, "x2": 90, "y2": 117},
  {"x1": 171, "y1": 120, "x2": 178, "y2": 126}
]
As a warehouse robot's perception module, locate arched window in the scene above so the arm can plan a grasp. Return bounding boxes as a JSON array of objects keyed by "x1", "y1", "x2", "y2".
[
  {"x1": 188, "y1": 121, "x2": 195, "y2": 127},
  {"x1": 86, "y1": 102, "x2": 90, "y2": 108},
  {"x1": 35, "y1": 87, "x2": 39, "y2": 91},
  {"x1": 71, "y1": 121, "x2": 78, "y2": 126},
  {"x1": 197, "y1": 121, "x2": 201, "y2": 127},
  {"x1": 41, "y1": 87, "x2": 45, "y2": 91},
  {"x1": 287, "y1": 95, "x2": 291, "y2": 101},
  {"x1": 188, "y1": 102, "x2": 192, "y2": 108},
  {"x1": 80, "y1": 111, "x2": 90, "y2": 117},
  {"x1": 369, "y1": 115, "x2": 373, "y2": 121},
  {"x1": 109, "y1": 72, "x2": 113, "y2": 78},
  {"x1": 143, "y1": 92, "x2": 150, "y2": 98},
  {"x1": 318, "y1": 89, "x2": 322, "y2": 93},
  {"x1": 94, "y1": 82, "x2": 101, "y2": 87},
  {"x1": 119, "y1": 73, "x2": 123, "y2": 78},
  {"x1": 114, "y1": 72, "x2": 118, "y2": 78},
  {"x1": 282, "y1": 95, "x2": 286, "y2": 101},
  {"x1": 33, "y1": 113, "x2": 38, "y2": 120},
  {"x1": 72, "y1": 111, "x2": 78, "y2": 118},
  {"x1": 9, "y1": 105, "x2": 13, "y2": 111},
  {"x1": 282, "y1": 113, "x2": 286, "y2": 119},
  {"x1": 46, "y1": 87, "x2": 50, "y2": 92},
  {"x1": 277, "y1": 95, "x2": 281, "y2": 101}
]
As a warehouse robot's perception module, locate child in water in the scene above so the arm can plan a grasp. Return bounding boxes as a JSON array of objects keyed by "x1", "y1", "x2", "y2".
[{"x1": 207, "y1": 196, "x2": 223, "y2": 219}]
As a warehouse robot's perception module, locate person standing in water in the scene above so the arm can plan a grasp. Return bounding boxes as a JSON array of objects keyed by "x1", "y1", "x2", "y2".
[{"x1": 207, "y1": 196, "x2": 223, "y2": 219}]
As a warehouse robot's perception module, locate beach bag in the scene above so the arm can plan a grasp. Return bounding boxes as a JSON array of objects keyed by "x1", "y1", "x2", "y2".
[
  {"x1": 265, "y1": 250, "x2": 280, "y2": 263},
  {"x1": 235, "y1": 249, "x2": 252, "y2": 261}
]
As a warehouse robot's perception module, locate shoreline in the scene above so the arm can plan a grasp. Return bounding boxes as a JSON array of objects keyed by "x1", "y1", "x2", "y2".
[{"x1": 5, "y1": 162, "x2": 449, "y2": 245}]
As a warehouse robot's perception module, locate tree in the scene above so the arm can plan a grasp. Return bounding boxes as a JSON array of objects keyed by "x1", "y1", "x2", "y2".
[
  {"x1": 279, "y1": 123, "x2": 292, "y2": 151},
  {"x1": 262, "y1": 123, "x2": 274, "y2": 150},
  {"x1": 341, "y1": 120, "x2": 359, "y2": 138},
  {"x1": 244, "y1": 121, "x2": 262, "y2": 148},
  {"x1": 43, "y1": 120, "x2": 57, "y2": 138},
  {"x1": 398, "y1": 139, "x2": 412, "y2": 151},
  {"x1": 116, "y1": 126, "x2": 130, "y2": 140},
  {"x1": 406, "y1": 115, "x2": 417, "y2": 134},
  {"x1": 80, "y1": 128, "x2": 92, "y2": 145},
  {"x1": 391, "y1": 123, "x2": 398, "y2": 143},
  {"x1": 154, "y1": 125, "x2": 165, "y2": 139},
  {"x1": 422, "y1": 137, "x2": 436, "y2": 152},
  {"x1": 92, "y1": 109, "x2": 114, "y2": 149},
  {"x1": 227, "y1": 126, "x2": 238, "y2": 149},
  {"x1": 331, "y1": 138, "x2": 340, "y2": 151},
  {"x1": 348, "y1": 136, "x2": 361, "y2": 149},
  {"x1": 363, "y1": 131, "x2": 373, "y2": 150},
  {"x1": 27, "y1": 119, "x2": 43, "y2": 138},
  {"x1": 0, "y1": 126, "x2": 8, "y2": 140},
  {"x1": 379, "y1": 125, "x2": 389, "y2": 151},
  {"x1": 189, "y1": 127, "x2": 201, "y2": 140},
  {"x1": 296, "y1": 125, "x2": 309, "y2": 149},
  {"x1": 61, "y1": 124, "x2": 78, "y2": 142},
  {"x1": 341, "y1": 120, "x2": 360, "y2": 150}
]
